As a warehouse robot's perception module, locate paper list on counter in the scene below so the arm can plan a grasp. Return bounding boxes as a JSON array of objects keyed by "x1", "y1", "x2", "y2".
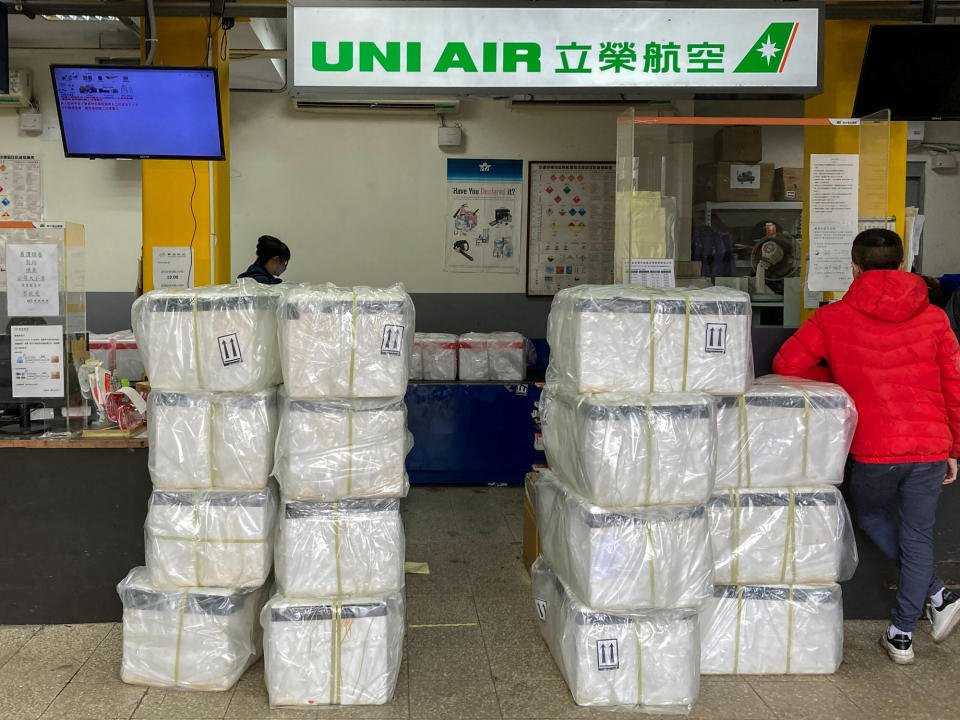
[{"x1": 808, "y1": 154, "x2": 859, "y2": 292}]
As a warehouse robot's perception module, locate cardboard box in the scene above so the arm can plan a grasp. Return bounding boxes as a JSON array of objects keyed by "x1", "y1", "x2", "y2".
[
  {"x1": 695, "y1": 163, "x2": 775, "y2": 203},
  {"x1": 522, "y1": 470, "x2": 542, "y2": 572},
  {"x1": 774, "y1": 167, "x2": 804, "y2": 202},
  {"x1": 715, "y1": 126, "x2": 763, "y2": 163}
]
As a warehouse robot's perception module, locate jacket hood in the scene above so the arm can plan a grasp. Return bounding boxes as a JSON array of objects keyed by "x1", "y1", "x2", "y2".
[{"x1": 843, "y1": 270, "x2": 929, "y2": 323}]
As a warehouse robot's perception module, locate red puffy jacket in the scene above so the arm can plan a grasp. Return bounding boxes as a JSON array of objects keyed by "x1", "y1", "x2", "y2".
[{"x1": 773, "y1": 270, "x2": 960, "y2": 463}]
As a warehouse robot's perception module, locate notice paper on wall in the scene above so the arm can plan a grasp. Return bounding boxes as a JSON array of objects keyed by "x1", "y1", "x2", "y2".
[
  {"x1": 621, "y1": 258, "x2": 676, "y2": 288},
  {"x1": 5, "y1": 242, "x2": 60, "y2": 317},
  {"x1": 0, "y1": 154, "x2": 42, "y2": 222},
  {"x1": 152, "y1": 247, "x2": 193, "y2": 289},
  {"x1": 527, "y1": 161, "x2": 615, "y2": 296},
  {"x1": 807, "y1": 154, "x2": 860, "y2": 292},
  {"x1": 10, "y1": 324, "x2": 64, "y2": 398},
  {"x1": 444, "y1": 159, "x2": 522, "y2": 274}
]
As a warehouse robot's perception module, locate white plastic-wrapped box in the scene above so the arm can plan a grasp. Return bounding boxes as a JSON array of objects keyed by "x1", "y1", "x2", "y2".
[
  {"x1": 539, "y1": 386, "x2": 717, "y2": 507},
  {"x1": 536, "y1": 469, "x2": 713, "y2": 612},
  {"x1": 457, "y1": 332, "x2": 530, "y2": 381},
  {"x1": 88, "y1": 330, "x2": 144, "y2": 381},
  {"x1": 279, "y1": 284, "x2": 414, "y2": 398},
  {"x1": 147, "y1": 389, "x2": 278, "y2": 490},
  {"x1": 132, "y1": 281, "x2": 282, "y2": 392},
  {"x1": 273, "y1": 392, "x2": 410, "y2": 500},
  {"x1": 144, "y1": 485, "x2": 278, "y2": 589},
  {"x1": 700, "y1": 583, "x2": 843, "y2": 675},
  {"x1": 414, "y1": 333, "x2": 458, "y2": 381},
  {"x1": 532, "y1": 558, "x2": 699, "y2": 714},
  {"x1": 262, "y1": 591, "x2": 405, "y2": 708},
  {"x1": 546, "y1": 285, "x2": 753, "y2": 394},
  {"x1": 275, "y1": 498, "x2": 404, "y2": 597},
  {"x1": 118, "y1": 567, "x2": 264, "y2": 690},
  {"x1": 714, "y1": 376, "x2": 857, "y2": 489},
  {"x1": 708, "y1": 486, "x2": 858, "y2": 585},
  {"x1": 410, "y1": 340, "x2": 423, "y2": 380}
]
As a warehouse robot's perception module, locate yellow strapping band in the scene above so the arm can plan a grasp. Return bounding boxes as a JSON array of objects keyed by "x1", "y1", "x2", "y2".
[
  {"x1": 635, "y1": 621, "x2": 644, "y2": 706},
  {"x1": 646, "y1": 523, "x2": 656, "y2": 605},
  {"x1": 347, "y1": 407, "x2": 354, "y2": 496},
  {"x1": 348, "y1": 291, "x2": 358, "y2": 396},
  {"x1": 681, "y1": 297, "x2": 691, "y2": 392},
  {"x1": 643, "y1": 401, "x2": 654, "y2": 506},
  {"x1": 648, "y1": 295, "x2": 656, "y2": 393},
  {"x1": 192, "y1": 494, "x2": 201, "y2": 587},
  {"x1": 733, "y1": 585, "x2": 744, "y2": 674},
  {"x1": 329, "y1": 602, "x2": 342, "y2": 705},
  {"x1": 333, "y1": 502, "x2": 343, "y2": 596},
  {"x1": 780, "y1": 489, "x2": 797, "y2": 583},
  {"x1": 154, "y1": 535, "x2": 266, "y2": 544},
  {"x1": 801, "y1": 392, "x2": 810, "y2": 479},
  {"x1": 191, "y1": 292, "x2": 202, "y2": 388},
  {"x1": 739, "y1": 397, "x2": 752, "y2": 488},
  {"x1": 785, "y1": 586, "x2": 795, "y2": 673},
  {"x1": 173, "y1": 589, "x2": 188, "y2": 684},
  {"x1": 729, "y1": 489, "x2": 740, "y2": 584}
]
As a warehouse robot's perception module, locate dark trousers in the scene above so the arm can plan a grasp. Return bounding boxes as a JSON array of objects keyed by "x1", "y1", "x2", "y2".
[{"x1": 850, "y1": 461, "x2": 946, "y2": 632}]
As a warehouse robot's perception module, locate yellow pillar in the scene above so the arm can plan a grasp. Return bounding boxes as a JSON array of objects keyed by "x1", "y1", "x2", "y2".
[
  {"x1": 140, "y1": 18, "x2": 231, "y2": 292},
  {"x1": 802, "y1": 20, "x2": 907, "y2": 320}
]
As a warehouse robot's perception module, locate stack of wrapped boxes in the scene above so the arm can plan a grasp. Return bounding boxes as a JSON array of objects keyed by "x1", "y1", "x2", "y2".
[
  {"x1": 535, "y1": 284, "x2": 754, "y2": 713},
  {"x1": 408, "y1": 331, "x2": 532, "y2": 381},
  {"x1": 701, "y1": 376, "x2": 858, "y2": 675},
  {"x1": 121, "y1": 281, "x2": 282, "y2": 691},
  {"x1": 262, "y1": 283, "x2": 414, "y2": 708}
]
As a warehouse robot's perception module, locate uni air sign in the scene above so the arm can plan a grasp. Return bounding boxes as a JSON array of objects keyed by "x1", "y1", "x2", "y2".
[{"x1": 290, "y1": 3, "x2": 823, "y2": 95}]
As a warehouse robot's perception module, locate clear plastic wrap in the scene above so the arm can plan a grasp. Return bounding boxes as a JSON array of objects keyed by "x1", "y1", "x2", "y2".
[
  {"x1": 714, "y1": 376, "x2": 857, "y2": 489},
  {"x1": 88, "y1": 330, "x2": 144, "y2": 381},
  {"x1": 707, "y1": 486, "x2": 858, "y2": 585},
  {"x1": 273, "y1": 392, "x2": 411, "y2": 500},
  {"x1": 131, "y1": 280, "x2": 282, "y2": 392},
  {"x1": 410, "y1": 340, "x2": 423, "y2": 380},
  {"x1": 147, "y1": 389, "x2": 278, "y2": 490},
  {"x1": 536, "y1": 469, "x2": 713, "y2": 611},
  {"x1": 261, "y1": 590, "x2": 405, "y2": 708},
  {"x1": 700, "y1": 583, "x2": 843, "y2": 675},
  {"x1": 275, "y1": 498, "x2": 405, "y2": 597},
  {"x1": 546, "y1": 285, "x2": 753, "y2": 394},
  {"x1": 539, "y1": 387, "x2": 717, "y2": 507},
  {"x1": 532, "y1": 558, "x2": 699, "y2": 714},
  {"x1": 414, "y1": 332, "x2": 458, "y2": 381},
  {"x1": 144, "y1": 485, "x2": 278, "y2": 588},
  {"x1": 457, "y1": 332, "x2": 529, "y2": 381},
  {"x1": 278, "y1": 284, "x2": 414, "y2": 398},
  {"x1": 118, "y1": 566, "x2": 265, "y2": 690}
]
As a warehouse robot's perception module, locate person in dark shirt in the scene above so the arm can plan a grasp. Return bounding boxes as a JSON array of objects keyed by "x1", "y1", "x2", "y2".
[{"x1": 238, "y1": 235, "x2": 290, "y2": 285}]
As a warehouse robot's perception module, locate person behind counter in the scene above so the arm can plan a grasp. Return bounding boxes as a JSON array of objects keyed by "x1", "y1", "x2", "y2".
[{"x1": 238, "y1": 235, "x2": 290, "y2": 284}]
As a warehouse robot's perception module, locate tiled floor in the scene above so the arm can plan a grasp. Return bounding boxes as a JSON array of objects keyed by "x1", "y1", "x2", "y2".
[{"x1": 2, "y1": 486, "x2": 960, "y2": 719}]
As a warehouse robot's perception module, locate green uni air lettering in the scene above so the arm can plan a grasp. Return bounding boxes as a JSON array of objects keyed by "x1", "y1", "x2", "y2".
[
  {"x1": 503, "y1": 43, "x2": 541, "y2": 72},
  {"x1": 483, "y1": 42, "x2": 497, "y2": 72},
  {"x1": 359, "y1": 42, "x2": 401, "y2": 72},
  {"x1": 434, "y1": 42, "x2": 478, "y2": 72},
  {"x1": 407, "y1": 42, "x2": 422, "y2": 72},
  {"x1": 312, "y1": 41, "x2": 353, "y2": 71}
]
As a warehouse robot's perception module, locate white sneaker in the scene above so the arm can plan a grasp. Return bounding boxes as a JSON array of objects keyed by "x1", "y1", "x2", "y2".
[
  {"x1": 880, "y1": 630, "x2": 914, "y2": 664},
  {"x1": 927, "y1": 589, "x2": 960, "y2": 643}
]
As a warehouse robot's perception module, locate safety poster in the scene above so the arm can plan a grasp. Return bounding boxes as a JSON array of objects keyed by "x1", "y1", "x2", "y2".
[
  {"x1": 526, "y1": 161, "x2": 615, "y2": 296},
  {"x1": 444, "y1": 158, "x2": 522, "y2": 273}
]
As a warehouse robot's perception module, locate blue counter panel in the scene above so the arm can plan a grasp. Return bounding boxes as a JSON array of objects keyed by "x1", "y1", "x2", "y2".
[{"x1": 404, "y1": 382, "x2": 545, "y2": 485}]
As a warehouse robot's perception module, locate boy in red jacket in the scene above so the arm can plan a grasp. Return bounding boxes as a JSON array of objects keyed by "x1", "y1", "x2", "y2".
[{"x1": 773, "y1": 228, "x2": 960, "y2": 664}]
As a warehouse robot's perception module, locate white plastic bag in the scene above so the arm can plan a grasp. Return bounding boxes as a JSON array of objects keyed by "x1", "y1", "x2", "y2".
[
  {"x1": 275, "y1": 498, "x2": 405, "y2": 597},
  {"x1": 714, "y1": 376, "x2": 857, "y2": 489},
  {"x1": 273, "y1": 392, "x2": 411, "y2": 500},
  {"x1": 118, "y1": 567, "x2": 264, "y2": 690},
  {"x1": 536, "y1": 469, "x2": 713, "y2": 611},
  {"x1": 133, "y1": 291, "x2": 200, "y2": 391},
  {"x1": 278, "y1": 284, "x2": 414, "y2": 398},
  {"x1": 414, "y1": 332, "x2": 458, "y2": 381},
  {"x1": 546, "y1": 285, "x2": 753, "y2": 394},
  {"x1": 532, "y1": 558, "x2": 699, "y2": 714},
  {"x1": 261, "y1": 590, "x2": 405, "y2": 708},
  {"x1": 458, "y1": 332, "x2": 529, "y2": 381},
  {"x1": 144, "y1": 485, "x2": 277, "y2": 588},
  {"x1": 708, "y1": 486, "x2": 858, "y2": 585},
  {"x1": 700, "y1": 583, "x2": 843, "y2": 674},
  {"x1": 540, "y1": 386, "x2": 717, "y2": 507}
]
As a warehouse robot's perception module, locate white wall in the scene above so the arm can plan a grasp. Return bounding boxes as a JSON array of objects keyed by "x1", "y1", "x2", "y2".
[
  {"x1": 2, "y1": 49, "x2": 142, "y2": 293},
  {"x1": 908, "y1": 122, "x2": 960, "y2": 274}
]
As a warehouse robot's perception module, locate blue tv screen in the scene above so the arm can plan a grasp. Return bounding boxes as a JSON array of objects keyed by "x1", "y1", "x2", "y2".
[{"x1": 50, "y1": 65, "x2": 225, "y2": 160}]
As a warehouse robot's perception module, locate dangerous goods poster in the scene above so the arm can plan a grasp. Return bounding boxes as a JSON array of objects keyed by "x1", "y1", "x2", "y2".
[{"x1": 444, "y1": 159, "x2": 522, "y2": 274}]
